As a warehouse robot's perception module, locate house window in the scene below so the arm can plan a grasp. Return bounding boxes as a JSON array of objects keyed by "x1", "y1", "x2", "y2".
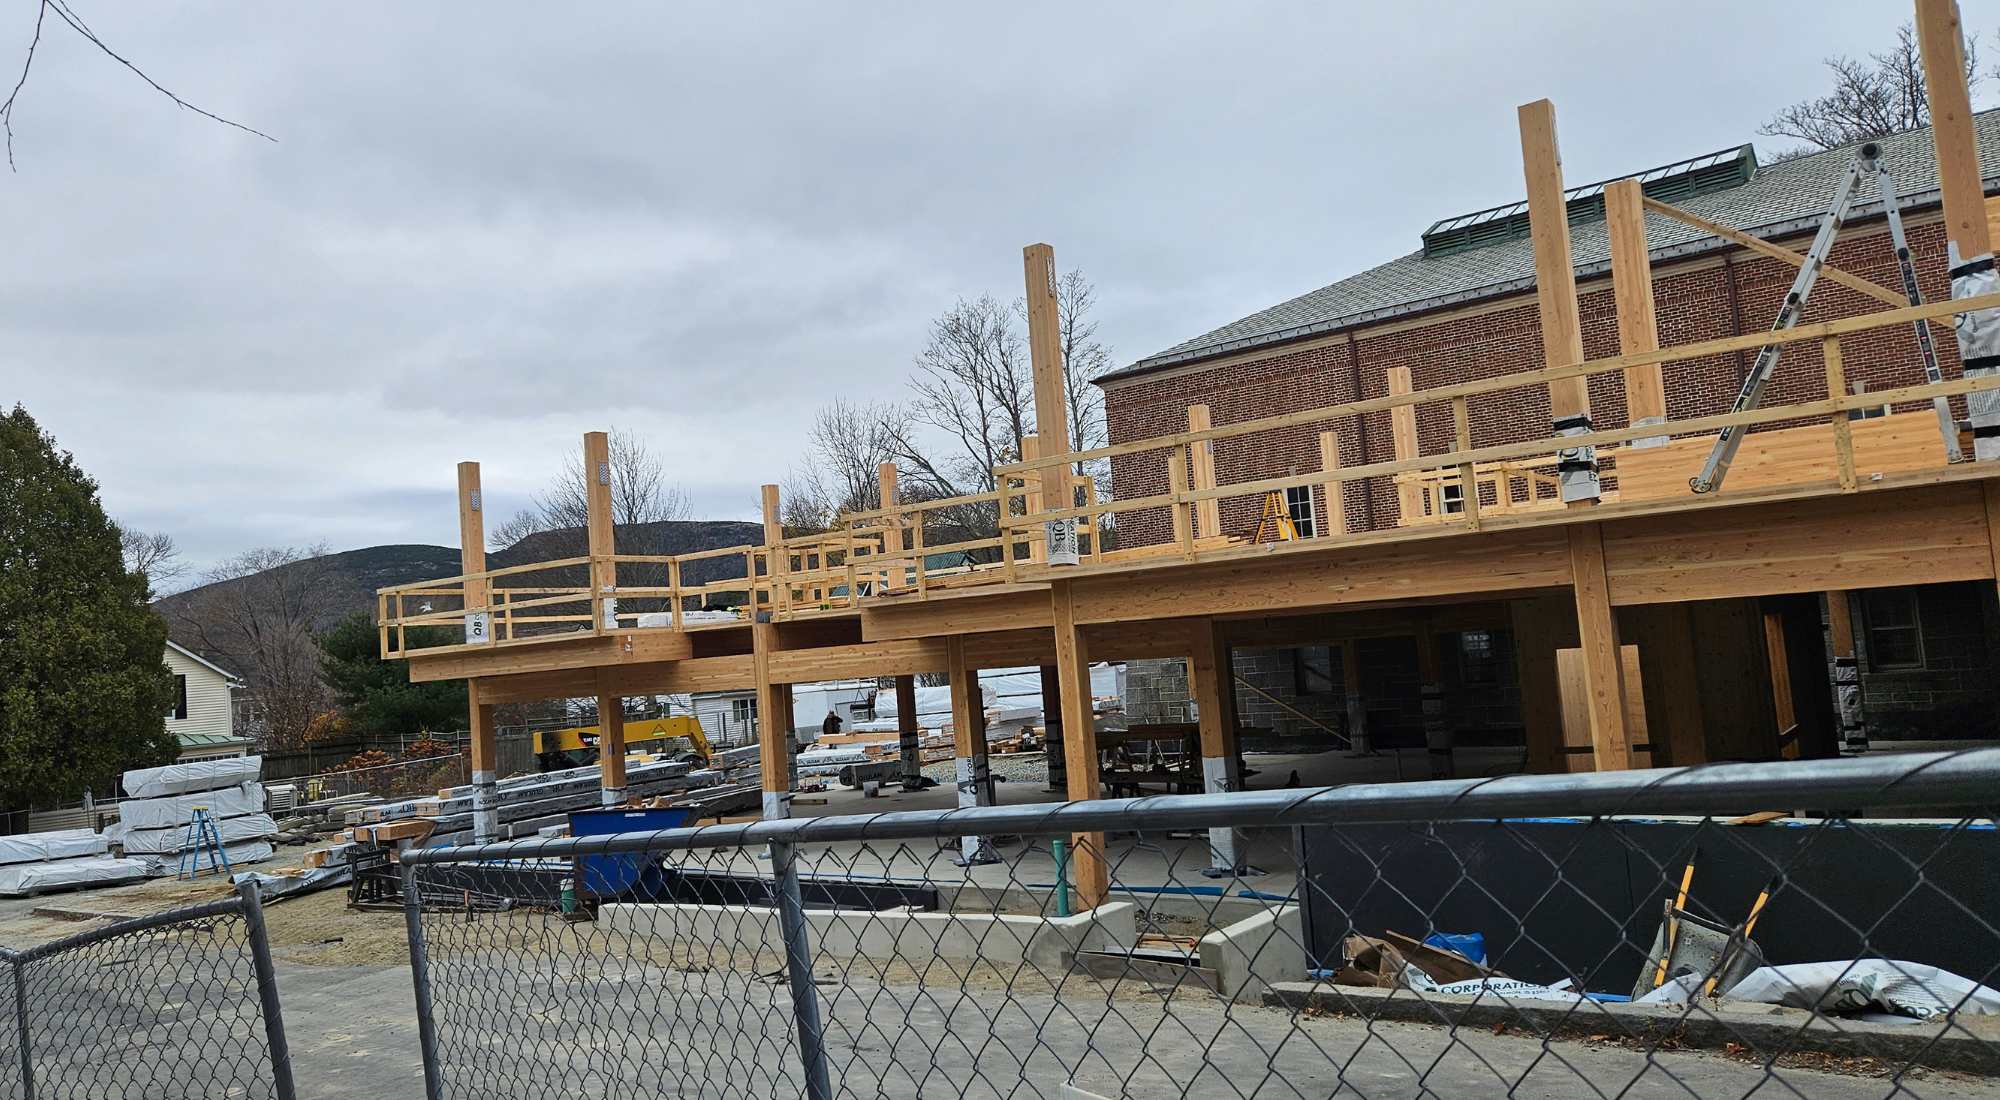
[
  {"x1": 732, "y1": 697, "x2": 757, "y2": 729},
  {"x1": 170, "y1": 675, "x2": 188, "y2": 721},
  {"x1": 1293, "y1": 646, "x2": 1336, "y2": 695},
  {"x1": 1863, "y1": 590, "x2": 1923, "y2": 670},
  {"x1": 1459, "y1": 631, "x2": 1499, "y2": 686},
  {"x1": 1285, "y1": 486, "x2": 1316, "y2": 538}
]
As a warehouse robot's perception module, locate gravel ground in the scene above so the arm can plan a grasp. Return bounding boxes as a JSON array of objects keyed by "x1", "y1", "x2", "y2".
[{"x1": 920, "y1": 750, "x2": 1049, "y2": 785}]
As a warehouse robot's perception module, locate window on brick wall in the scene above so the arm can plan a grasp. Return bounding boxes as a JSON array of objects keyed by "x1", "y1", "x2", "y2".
[
  {"x1": 1458, "y1": 631, "x2": 1499, "y2": 686},
  {"x1": 1285, "y1": 486, "x2": 1316, "y2": 538},
  {"x1": 1293, "y1": 646, "x2": 1335, "y2": 695},
  {"x1": 1863, "y1": 589, "x2": 1923, "y2": 670}
]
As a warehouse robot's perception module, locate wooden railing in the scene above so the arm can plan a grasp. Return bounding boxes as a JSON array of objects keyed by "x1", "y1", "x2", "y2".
[{"x1": 379, "y1": 290, "x2": 2000, "y2": 657}]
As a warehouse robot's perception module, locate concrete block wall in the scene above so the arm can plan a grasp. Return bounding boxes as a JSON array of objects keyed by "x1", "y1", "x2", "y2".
[{"x1": 1846, "y1": 581, "x2": 2000, "y2": 740}]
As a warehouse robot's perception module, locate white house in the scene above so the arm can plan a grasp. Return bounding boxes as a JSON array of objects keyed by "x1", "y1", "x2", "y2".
[{"x1": 163, "y1": 640, "x2": 249, "y2": 761}]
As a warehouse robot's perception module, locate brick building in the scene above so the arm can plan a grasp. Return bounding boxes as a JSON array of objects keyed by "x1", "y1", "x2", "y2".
[{"x1": 1107, "y1": 115, "x2": 2000, "y2": 752}]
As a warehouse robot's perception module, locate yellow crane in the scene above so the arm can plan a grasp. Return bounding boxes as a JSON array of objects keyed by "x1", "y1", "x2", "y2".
[{"x1": 533, "y1": 715, "x2": 712, "y2": 771}]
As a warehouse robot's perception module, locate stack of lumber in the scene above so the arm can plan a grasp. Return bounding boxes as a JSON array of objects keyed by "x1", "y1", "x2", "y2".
[
  {"x1": 107, "y1": 756, "x2": 277, "y2": 875},
  {"x1": 0, "y1": 829, "x2": 149, "y2": 896}
]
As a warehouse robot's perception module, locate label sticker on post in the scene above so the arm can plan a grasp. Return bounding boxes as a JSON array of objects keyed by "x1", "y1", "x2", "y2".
[
  {"x1": 464, "y1": 612, "x2": 491, "y2": 644},
  {"x1": 600, "y1": 593, "x2": 619, "y2": 631},
  {"x1": 1045, "y1": 518, "x2": 1081, "y2": 566}
]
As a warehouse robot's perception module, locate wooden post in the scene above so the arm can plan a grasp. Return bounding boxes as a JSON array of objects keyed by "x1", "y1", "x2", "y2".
[
  {"x1": 1568, "y1": 523, "x2": 1631, "y2": 770},
  {"x1": 1188, "y1": 405, "x2": 1221, "y2": 539},
  {"x1": 468, "y1": 680, "x2": 499, "y2": 842},
  {"x1": 1826, "y1": 338, "x2": 1857, "y2": 491},
  {"x1": 456, "y1": 462, "x2": 492, "y2": 645},
  {"x1": 761, "y1": 484, "x2": 784, "y2": 616},
  {"x1": 895, "y1": 675, "x2": 922, "y2": 791},
  {"x1": 878, "y1": 461, "x2": 900, "y2": 593},
  {"x1": 947, "y1": 635, "x2": 996, "y2": 864},
  {"x1": 1387, "y1": 366, "x2": 1421, "y2": 524},
  {"x1": 1169, "y1": 444, "x2": 1193, "y2": 556},
  {"x1": 1918, "y1": 0, "x2": 1992, "y2": 264},
  {"x1": 1024, "y1": 243, "x2": 1079, "y2": 564},
  {"x1": 1338, "y1": 640, "x2": 1367, "y2": 753},
  {"x1": 1606, "y1": 178, "x2": 1668, "y2": 447},
  {"x1": 1318, "y1": 430, "x2": 1348, "y2": 535},
  {"x1": 753, "y1": 620, "x2": 791, "y2": 821},
  {"x1": 1510, "y1": 594, "x2": 1576, "y2": 774},
  {"x1": 584, "y1": 432, "x2": 618, "y2": 631},
  {"x1": 596, "y1": 669, "x2": 626, "y2": 807},
  {"x1": 1050, "y1": 579, "x2": 1107, "y2": 908},
  {"x1": 1451, "y1": 396, "x2": 1478, "y2": 530},
  {"x1": 1416, "y1": 626, "x2": 1451, "y2": 779},
  {"x1": 1519, "y1": 99, "x2": 1600, "y2": 505},
  {"x1": 1189, "y1": 618, "x2": 1242, "y2": 874},
  {"x1": 1764, "y1": 612, "x2": 1800, "y2": 760},
  {"x1": 1825, "y1": 591, "x2": 1866, "y2": 753},
  {"x1": 1626, "y1": 603, "x2": 1707, "y2": 768},
  {"x1": 1021, "y1": 434, "x2": 1047, "y2": 564}
]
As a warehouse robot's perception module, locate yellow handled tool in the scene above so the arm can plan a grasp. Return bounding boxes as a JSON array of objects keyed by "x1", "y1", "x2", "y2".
[
  {"x1": 1652, "y1": 849, "x2": 1699, "y2": 989},
  {"x1": 1705, "y1": 877, "x2": 1778, "y2": 999}
]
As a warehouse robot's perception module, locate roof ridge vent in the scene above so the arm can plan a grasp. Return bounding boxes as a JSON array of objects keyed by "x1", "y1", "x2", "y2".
[{"x1": 1421, "y1": 144, "x2": 1758, "y2": 259}]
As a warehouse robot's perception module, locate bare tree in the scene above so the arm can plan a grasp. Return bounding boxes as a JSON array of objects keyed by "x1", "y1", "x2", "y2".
[
  {"x1": 119, "y1": 528, "x2": 186, "y2": 592},
  {"x1": 163, "y1": 544, "x2": 342, "y2": 752},
  {"x1": 782, "y1": 399, "x2": 904, "y2": 531},
  {"x1": 884, "y1": 294, "x2": 1034, "y2": 502},
  {"x1": 1052, "y1": 268, "x2": 1114, "y2": 495},
  {"x1": 1760, "y1": 23, "x2": 1979, "y2": 157},
  {"x1": 488, "y1": 427, "x2": 692, "y2": 549}
]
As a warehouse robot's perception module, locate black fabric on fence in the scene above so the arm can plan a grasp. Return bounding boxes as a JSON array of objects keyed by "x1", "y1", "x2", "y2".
[{"x1": 1297, "y1": 817, "x2": 2000, "y2": 994}]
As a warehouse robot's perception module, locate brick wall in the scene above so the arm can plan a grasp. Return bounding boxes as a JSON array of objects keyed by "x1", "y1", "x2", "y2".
[{"x1": 1103, "y1": 218, "x2": 1960, "y2": 547}]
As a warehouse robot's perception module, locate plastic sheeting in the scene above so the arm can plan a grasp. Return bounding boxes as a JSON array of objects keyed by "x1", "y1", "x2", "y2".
[
  {"x1": 128, "y1": 840, "x2": 275, "y2": 878},
  {"x1": 866, "y1": 664, "x2": 1124, "y2": 729},
  {"x1": 1723, "y1": 961, "x2": 2000, "y2": 1021},
  {"x1": 123, "y1": 755, "x2": 262, "y2": 800},
  {"x1": 233, "y1": 862, "x2": 352, "y2": 902},
  {"x1": 0, "y1": 856, "x2": 149, "y2": 896},
  {"x1": 0, "y1": 828, "x2": 108, "y2": 866},
  {"x1": 635, "y1": 610, "x2": 744, "y2": 628},
  {"x1": 114, "y1": 782, "x2": 265, "y2": 833},
  {"x1": 118, "y1": 813, "x2": 279, "y2": 855}
]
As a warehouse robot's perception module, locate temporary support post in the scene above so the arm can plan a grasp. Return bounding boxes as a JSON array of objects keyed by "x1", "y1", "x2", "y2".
[
  {"x1": 1519, "y1": 99, "x2": 1600, "y2": 504},
  {"x1": 1339, "y1": 641, "x2": 1368, "y2": 753},
  {"x1": 1606, "y1": 178, "x2": 1669, "y2": 447},
  {"x1": 1387, "y1": 367, "x2": 1421, "y2": 523},
  {"x1": 595, "y1": 669, "x2": 626, "y2": 807},
  {"x1": 1416, "y1": 627, "x2": 1451, "y2": 779},
  {"x1": 753, "y1": 619, "x2": 790, "y2": 822},
  {"x1": 1041, "y1": 666, "x2": 1066, "y2": 793},
  {"x1": 947, "y1": 635, "x2": 997, "y2": 865},
  {"x1": 895, "y1": 675, "x2": 922, "y2": 791},
  {"x1": 468, "y1": 680, "x2": 499, "y2": 842},
  {"x1": 1318, "y1": 430, "x2": 1348, "y2": 535},
  {"x1": 1568, "y1": 524, "x2": 1632, "y2": 770},
  {"x1": 1188, "y1": 405, "x2": 1221, "y2": 539},
  {"x1": 456, "y1": 462, "x2": 491, "y2": 644},
  {"x1": 1824, "y1": 591, "x2": 1866, "y2": 753},
  {"x1": 1024, "y1": 243, "x2": 1080, "y2": 564},
  {"x1": 1917, "y1": 0, "x2": 2000, "y2": 459},
  {"x1": 1050, "y1": 579, "x2": 1108, "y2": 908},
  {"x1": 584, "y1": 432, "x2": 617, "y2": 630},
  {"x1": 1189, "y1": 618, "x2": 1243, "y2": 875}
]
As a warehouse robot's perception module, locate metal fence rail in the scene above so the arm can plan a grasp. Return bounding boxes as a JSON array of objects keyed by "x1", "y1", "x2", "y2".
[
  {"x1": 403, "y1": 750, "x2": 2000, "y2": 1099},
  {"x1": 0, "y1": 881, "x2": 295, "y2": 1100}
]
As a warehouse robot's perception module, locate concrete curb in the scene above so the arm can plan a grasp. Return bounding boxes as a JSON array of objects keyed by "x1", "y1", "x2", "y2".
[{"x1": 1260, "y1": 981, "x2": 2000, "y2": 1075}]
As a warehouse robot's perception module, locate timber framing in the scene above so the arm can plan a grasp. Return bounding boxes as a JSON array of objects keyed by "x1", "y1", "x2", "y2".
[{"x1": 384, "y1": 12, "x2": 2000, "y2": 836}]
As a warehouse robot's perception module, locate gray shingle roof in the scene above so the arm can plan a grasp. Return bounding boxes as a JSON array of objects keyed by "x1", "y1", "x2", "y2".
[{"x1": 1106, "y1": 111, "x2": 2000, "y2": 384}]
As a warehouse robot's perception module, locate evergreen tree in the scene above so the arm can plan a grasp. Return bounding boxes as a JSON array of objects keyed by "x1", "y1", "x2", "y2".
[
  {"x1": 0, "y1": 406, "x2": 178, "y2": 808},
  {"x1": 315, "y1": 611, "x2": 468, "y2": 736}
]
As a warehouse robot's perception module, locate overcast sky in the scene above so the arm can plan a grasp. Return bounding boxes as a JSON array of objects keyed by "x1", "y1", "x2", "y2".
[{"x1": 0, "y1": 1, "x2": 1987, "y2": 578}]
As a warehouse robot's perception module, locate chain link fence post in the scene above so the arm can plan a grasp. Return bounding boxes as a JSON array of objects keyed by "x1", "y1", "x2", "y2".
[
  {"x1": 401, "y1": 864, "x2": 444, "y2": 1100},
  {"x1": 770, "y1": 840, "x2": 832, "y2": 1100},
  {"x1": 9, "y1": 949, "x2": 31, "y2": 1100},
  {"x1": 234, "y1": 879, "x2": 297, "y2": 1100}
]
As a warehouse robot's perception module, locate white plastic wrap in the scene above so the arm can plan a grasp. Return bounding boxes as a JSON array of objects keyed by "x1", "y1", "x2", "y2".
[
  {"x1": 122, "y1": 755, "x2": 262, "y2": 800},
  {"x1": 115, "y1": 782, "x2": 265, "y2": 832},
  {"x1": 0, "y1": 856, "x2": 149, "y2": 896},
  {"x1": 635, "y1": 610, "x2": 742, "y2": 628},
  {"x1": 128, "y1": 840, "x2": 275, "y2": 878},
  {"x1": 118, "y1": 814, "x2": 278, "y2": 855},
  {"x1": 1724, "y1": 961, "x2": 2000, "y2": 1021},
  {"x1": 0, "y1": 828, "x2": 108, "y2": 866}
]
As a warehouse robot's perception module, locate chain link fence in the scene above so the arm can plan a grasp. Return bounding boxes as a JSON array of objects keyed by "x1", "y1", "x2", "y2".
[
  {"x1": 0, "y1": 881, "x2": 295, "y2": 1100},
  {"x1": 402, "y1": 750, "x2": 2000, "y2": 1099},
  {"x1": 302, "y1": 753, "x2": 470, "y2": 805}
]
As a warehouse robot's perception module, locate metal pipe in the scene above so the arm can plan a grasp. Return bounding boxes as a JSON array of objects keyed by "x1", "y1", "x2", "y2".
[
  {"x1": 235, "y1": 879, "x2": 297, "y2": 1100},
  {"x1": 401, "y1": 864, "x2": 444, "y2": 1100},
  {"x1": 13, "y1": 955, "x2": 32, "y2": 1100},
  {"x1": 1053, "y1": 839, "x2": 1070, "y2": 917},
  {"x1": 403, "y1": 748, "x2": 2000, "y2": 866},
  {"x1": 770, "y1": 841, "x2": 832, "y2": 1100}
]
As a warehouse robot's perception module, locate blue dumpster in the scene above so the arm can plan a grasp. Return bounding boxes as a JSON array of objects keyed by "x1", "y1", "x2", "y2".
[{"x1": 569, "y1": 806, "x2": 692, "y2": 899}]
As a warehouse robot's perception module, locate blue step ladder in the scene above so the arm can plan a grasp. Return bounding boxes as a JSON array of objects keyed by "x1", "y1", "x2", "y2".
[{"x1": 177, "y1": 806, "x2": 234, "y2": 880}]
